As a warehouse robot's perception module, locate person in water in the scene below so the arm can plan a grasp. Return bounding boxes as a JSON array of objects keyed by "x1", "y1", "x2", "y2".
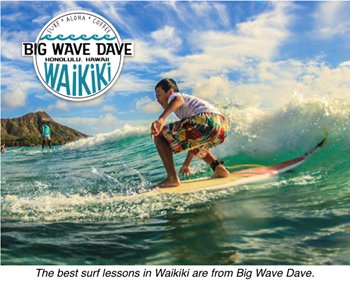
[
  {"x1": 1, "y1": 144, "x2": 6, "y2": 153},
  {"x1": 41, "y1": 121, "x2": 52, "y2": 150},
  {"x1": 151, "y1": 78, "x2": 230, "y2": 188}
]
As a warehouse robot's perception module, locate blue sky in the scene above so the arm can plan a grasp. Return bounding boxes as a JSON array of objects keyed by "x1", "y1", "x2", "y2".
[{"x1": 1, "y1": 1, "x2": 350, "y2": 135}]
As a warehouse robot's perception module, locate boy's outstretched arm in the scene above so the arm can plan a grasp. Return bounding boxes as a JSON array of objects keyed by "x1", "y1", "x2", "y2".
[{"x1": 151, "y1": 95, "x2": 184, "y2": 137}]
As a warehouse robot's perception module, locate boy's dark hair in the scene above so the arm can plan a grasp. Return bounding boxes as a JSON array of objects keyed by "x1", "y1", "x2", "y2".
[{"x1": 155, "y1": 78, "x2": 179, "y2": 92}]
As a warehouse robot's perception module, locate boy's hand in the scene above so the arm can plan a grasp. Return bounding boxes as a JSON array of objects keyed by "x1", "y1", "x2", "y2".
[
  {"x1": 151, "y1": 118, "x2": 164, "y2": 137},
  {"x1": 179, "y1": 165, "x2": 192, "y2": 176}
]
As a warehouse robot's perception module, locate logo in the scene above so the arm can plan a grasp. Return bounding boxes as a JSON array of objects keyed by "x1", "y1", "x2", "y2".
[{"x1": 22, "y1": 10, "x2": 133, "y2": 101}]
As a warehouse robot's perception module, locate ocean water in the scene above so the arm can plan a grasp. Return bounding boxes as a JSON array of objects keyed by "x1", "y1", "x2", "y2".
[{"x1": 1, "y1": 97, "x2": 350, "y2": 265}]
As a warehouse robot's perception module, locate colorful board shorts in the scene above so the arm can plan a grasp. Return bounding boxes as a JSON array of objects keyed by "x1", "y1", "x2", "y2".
[{"x1": 162, "y1": 113, "x2": 229, "y2": 158}]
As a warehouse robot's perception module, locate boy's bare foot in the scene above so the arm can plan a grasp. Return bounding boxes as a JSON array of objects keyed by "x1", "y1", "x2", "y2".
[
  {"x1": 211, "y1": 164, "x2": 230, "y2": 178},
  {"x1": 153, "y1": 178, "x2": 181, "y2": 188}
]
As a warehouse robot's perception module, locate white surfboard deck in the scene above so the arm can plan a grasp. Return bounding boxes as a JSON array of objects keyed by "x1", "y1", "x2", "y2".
[
  {"x1": 136, "y1": 156, "x2": 305, "y2": 197},
  {"x1": 133, "y1": 138, "x2": 325, "y2": 198}
]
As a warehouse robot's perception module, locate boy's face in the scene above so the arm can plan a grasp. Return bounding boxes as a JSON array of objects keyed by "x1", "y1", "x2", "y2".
[{"x1": 155, "y1": 87, "x2": 172, "y2": 109}]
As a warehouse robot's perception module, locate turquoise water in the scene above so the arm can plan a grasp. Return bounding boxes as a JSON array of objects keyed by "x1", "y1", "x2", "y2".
[{"x1": 1, "y1": 99, "x2": 350, "y2": 265}]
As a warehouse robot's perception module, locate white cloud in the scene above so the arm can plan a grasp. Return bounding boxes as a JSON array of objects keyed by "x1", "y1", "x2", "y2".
[
  {"x1": 212, "y1": 2, "x2": 231, "y2": 27},
  {"x1": 192, "y1": 76, "x2": 232, "y2": 102},
  {"x1": 32, "y1": 15, "x2": 51, "y2": 25},
  {"x1": 1, "y1": 30, "x2": 38, "y2": 61},
  {"x1": 159, "y1": 1, "x2": 231, "y2": 30},
  {"x1": 156, "y1": 2, "x2": 349, "y2": 111},
  {"x1": 75, "y1": 96, "x2": 105, "y2": 106},
  {"x1": 183, "y1": 59, "x2": 350, "y2": 110},
  {"x1": 124, "y1": 25, "x2": 182, "y2": 68},
  {"x1": 164, "y1": 2, "x2": 294, "y2": 87},
  {"x1": 2, "y1": 86, "x2": 27, "y2": 109},
  {"x1": 313, "y1": 2, "x2": 350, "y2": 39},
  {"x1": 55, "y1": 113, "x2": 121, "y2": 135},
  {"x1": 125, "y1": 39, "x2": 154, "y2": 64},
  {"x1": 1, "y1": 12, "x2": 23, "y2": 22},
  {"x1": 101, "y1": 105, "x2": 117, "y2": 112},
  {"x1": 47, "y1": 100, "x2": 70, "y2": 111},
  {"x1": 56, "y1": 1, "x2": 84, "y2": 16},
  {"x1": 135, "y1": 96, "x2": 162, "y2": 114},
  {"x1": 36, "y1": 94, "x2": 106, "y2": 112},
  {"x1": 112, "y1": 73, "x2": 154, "y2": 94},
  {"x1": 231, "y1": 59, "x2": 350, "y2": 108},
  {"x1": 89, "y1": 1, "x2": 138, "y2": 38},
  {"x1": 302, "y1": 61, "x2": 350, "y2": 97},
  {"x1": 151, "y1": 25, "x2": 182, "y2": 48},
  {"x1": 1, "y1": 64, "x2": 42, "y2": 109}
]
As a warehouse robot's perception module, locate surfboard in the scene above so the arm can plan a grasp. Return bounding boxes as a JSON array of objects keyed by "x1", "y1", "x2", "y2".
[{"x1": 137, "y1": 138, "x2": 326, "y2": 197}]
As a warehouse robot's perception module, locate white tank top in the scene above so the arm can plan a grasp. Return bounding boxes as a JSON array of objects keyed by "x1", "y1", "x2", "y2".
[{"x1": 168, "y1": 92, "x2": 221, "y2": 119}]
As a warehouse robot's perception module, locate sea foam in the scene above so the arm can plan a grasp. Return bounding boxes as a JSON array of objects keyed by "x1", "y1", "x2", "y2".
[{"x1": 62, "y1": 124, "x2": 149, "y2": 150}]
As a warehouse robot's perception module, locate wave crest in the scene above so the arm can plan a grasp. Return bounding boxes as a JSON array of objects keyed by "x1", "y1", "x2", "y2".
[
  {"x1": 216, "y1": 95, "x2": 350, "y2": 158},
  {"x1": 63, "y1": 124, "x2": 148, "y2": 150}
]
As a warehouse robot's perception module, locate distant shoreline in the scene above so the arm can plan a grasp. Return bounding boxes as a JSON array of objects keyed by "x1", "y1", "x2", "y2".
[{"x1": 1, "y1": 111, "x2": 88, "y2": 147}]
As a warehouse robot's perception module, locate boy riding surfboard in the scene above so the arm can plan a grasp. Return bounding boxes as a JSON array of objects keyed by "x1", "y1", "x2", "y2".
[{"x1": 151, "y1": 78, "x2": 230, "y2": 188}]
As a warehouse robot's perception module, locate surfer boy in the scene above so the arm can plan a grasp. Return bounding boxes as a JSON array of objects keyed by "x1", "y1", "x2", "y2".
[
  {"x1": 151, "y1": 78, "x2": 230, "y2": 188},
  {"x1": 41, "y1": 121, "x2": 52, "y2": 150}
]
